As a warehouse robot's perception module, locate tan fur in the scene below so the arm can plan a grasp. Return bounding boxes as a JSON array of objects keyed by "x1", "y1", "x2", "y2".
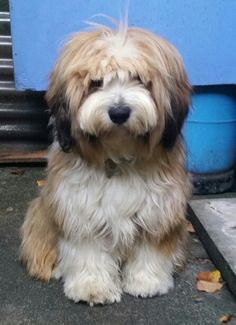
[
  {"x1": 20, "y1": 23, "x2": 191, "y2": 299},
  {"x1": 20, "y1": 198, "x2": 59, "y2": 280},
  {"x1": 20, "y1": 140, "x2": 190, "y2": 280},
  {"x1": 46, "y1": 27, "x2": 190, "y2": 137},
  {"x1": 141, "y1": 222, "x2": 189, "y2": 270}
]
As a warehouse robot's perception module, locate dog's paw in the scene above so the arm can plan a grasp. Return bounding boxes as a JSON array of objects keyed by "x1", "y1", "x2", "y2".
[
  {"x1": 64, "y1": 275, "x2": 122, "y2": 305},
  {"x1": 122, "y1": 270, "x2": 174, "y2": 297}
]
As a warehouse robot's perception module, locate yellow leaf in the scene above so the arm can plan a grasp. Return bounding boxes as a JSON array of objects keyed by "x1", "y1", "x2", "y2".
[
  {"x1": 210, "y1": 270, "x2": 221, "y2": 283},
  {"x1": 196, "y1": 280, "x2": 223, "y2": 293},
  {"x1": 196, "y1": 270, "x2": 221, "y2": 283}
]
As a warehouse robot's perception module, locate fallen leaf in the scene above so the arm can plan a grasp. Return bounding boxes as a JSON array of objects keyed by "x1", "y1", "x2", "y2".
[
  {"x1": 210, "y1": 270, "x2": 221, "y2": 283},
  {"x1": 36, "y1": 179, "x2": 46, "y2": 187},
  {"x1": 196, "y1": 270, "x2": 221, "y2": 283},
  {"x1": 186, "y1": 221, "x2": 195, "y2": 233},
  {"x1": 10, "y1": 168, "x2": 25, "y2": 175},
  {"x1": 219, "y1": 314, "x2": 232, "y2": 323},
  {"x1": 197, "y1": 280, "x2": 223, "y2": 293}
]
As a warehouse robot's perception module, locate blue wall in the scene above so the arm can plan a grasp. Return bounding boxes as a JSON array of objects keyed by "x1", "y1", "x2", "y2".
[{"x1": 10, "y1": 0, "x2": 236, "y2": 90}]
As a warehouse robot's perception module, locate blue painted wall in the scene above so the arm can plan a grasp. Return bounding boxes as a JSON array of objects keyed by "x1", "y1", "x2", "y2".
[{"x1": 10, "y1": 0, "x2": 236, "y2": 90}]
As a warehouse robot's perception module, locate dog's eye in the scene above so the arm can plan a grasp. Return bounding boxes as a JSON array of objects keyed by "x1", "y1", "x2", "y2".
[
  {"x1": 136, "y1": 76, "x2": 142, "y2": 83},
  {"x1": 134, "y1": 75, "x2": 145, "y2": 85},
  {"x1": 134, "y1": 76, "x2": 151, "y2": 89},
  {"x1": 89, "y1": 79, "x2": 103, "y2": 90},
  {"x1": 146, "y1": 81, "x2": 152, "y2": 90},
  {"x1": 147, "y1": 81, "x2": 152, "y2": 91}
]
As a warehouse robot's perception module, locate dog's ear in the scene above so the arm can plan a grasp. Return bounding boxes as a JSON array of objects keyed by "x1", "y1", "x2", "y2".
[
  {"x1": 161, "y1": 47, "x2": 191, "y2": 150},
  {"x1": 46, "y1": 63, "x2": 84, "y2": 152},
  {"x1": 150, "y1": 74, "x2": 190, "y2": 150},
  {"x1": 146, "y1": 37, "x2": 191, "y2": 150},
  {"x1": 52, "y1": 100, "x2": 75, "y2": 152},
  {"x1": 45, "y1": 32, "x2": 91, "y2": 152},
  {"x1": 46, "y1": 81, "x2": 75, "y2": 152},
  {"x1": 161, "y1": 85, "x2": 190, "y2": 149}
]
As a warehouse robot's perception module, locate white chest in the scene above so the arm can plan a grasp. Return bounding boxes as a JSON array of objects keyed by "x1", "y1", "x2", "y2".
[
  {"x1": 53, "y1": 164, "x2": 147, "y2": 246},
  {"x1": 52, "y1": 160, "x2": 184, "y2": 248}
]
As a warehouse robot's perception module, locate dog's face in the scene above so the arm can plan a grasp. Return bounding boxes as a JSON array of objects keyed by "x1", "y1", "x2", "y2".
[
  {"x1": 78, "y1": 73, "x2": 157, "y2": 139},
  {"x1": 46, "y1": 26, "x2": 190, "y2": 163}
]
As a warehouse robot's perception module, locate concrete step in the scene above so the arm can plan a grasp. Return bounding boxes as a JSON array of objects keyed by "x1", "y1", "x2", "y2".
[
  {"x1": 0, "y1": 12, "x2": 11, "y2": 36},
  {"x1": 189, "y1": 197, "x2": 236, "y2": 298},
  {"x1": 0, "y1": 35, "x2": 12, "y2": 58}
]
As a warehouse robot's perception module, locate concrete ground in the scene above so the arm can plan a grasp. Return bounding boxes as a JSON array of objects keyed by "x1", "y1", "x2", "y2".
[{"x1": 0, "y1": 166, "x2": 235, "y2": 325}]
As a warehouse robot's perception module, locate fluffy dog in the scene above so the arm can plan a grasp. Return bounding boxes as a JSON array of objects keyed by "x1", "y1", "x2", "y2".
[{"x1": 20, "y1": 22, "x2": 191, "y2": 305}]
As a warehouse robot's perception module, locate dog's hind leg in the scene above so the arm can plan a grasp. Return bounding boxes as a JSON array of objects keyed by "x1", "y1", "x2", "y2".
[{"x1": 20, "y1": 198, "x2": 58, "y2": 281}]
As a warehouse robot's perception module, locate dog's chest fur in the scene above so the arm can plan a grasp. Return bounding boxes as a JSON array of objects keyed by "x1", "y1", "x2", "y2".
[
  {"x1": 50, "y1": 152, "x2": 184, "y2": 250},
  {"x1": 53, "y1": 161, "x2": 144, "y2": 247}
]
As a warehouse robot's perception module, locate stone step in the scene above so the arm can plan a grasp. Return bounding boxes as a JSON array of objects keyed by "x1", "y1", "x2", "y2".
[{"x1": 189, "y1": 198, "x2": 236, "y2": 297}]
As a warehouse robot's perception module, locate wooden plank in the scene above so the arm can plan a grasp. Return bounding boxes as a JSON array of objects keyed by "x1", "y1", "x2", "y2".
[{"x1": 0, "y1": 149, "x2": 47, "y2": 163}]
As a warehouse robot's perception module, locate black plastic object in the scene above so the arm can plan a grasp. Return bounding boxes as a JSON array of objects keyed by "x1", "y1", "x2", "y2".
[
  {"x1": 191, "y1": 169, "x2": 235, "y2": 194},
  {"x1": 0, "y1": 91, "x2": 50, "y2": 145}
]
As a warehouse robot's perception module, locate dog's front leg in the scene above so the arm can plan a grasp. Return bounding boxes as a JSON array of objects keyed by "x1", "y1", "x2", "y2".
[
  {"x1": 55, "y1": 239, "x2": 122, "y2": 305},
  {"x1": 122, "y1": 236, "x2": 175, "y2": 298}
]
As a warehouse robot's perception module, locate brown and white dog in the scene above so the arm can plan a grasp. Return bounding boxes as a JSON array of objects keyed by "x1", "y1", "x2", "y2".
[{"x1": 20, "y1": 22, "x2": 191, "y2": 305}]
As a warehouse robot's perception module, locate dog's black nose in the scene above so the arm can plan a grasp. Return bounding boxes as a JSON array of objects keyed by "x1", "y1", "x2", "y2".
[{"x1": 108, "y1": 106, "x2": 131, "y2": 125}]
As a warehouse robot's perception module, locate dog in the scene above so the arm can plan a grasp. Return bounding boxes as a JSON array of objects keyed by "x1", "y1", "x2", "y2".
[{"x1": 20, "y1": 22, "x2": 191, "y2": 305}]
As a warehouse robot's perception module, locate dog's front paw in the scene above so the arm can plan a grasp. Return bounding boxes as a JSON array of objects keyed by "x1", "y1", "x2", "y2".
[
  {"x1": 64, "y1": 275, "x2": 122, "y2": 305},
  {"x1": 122, "y1": 270, "x2": 174, "y2": 298}
]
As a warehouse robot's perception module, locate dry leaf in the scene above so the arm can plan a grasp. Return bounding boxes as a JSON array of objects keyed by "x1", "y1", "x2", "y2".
[
  {"x1": 219, "y1": 314, "x2": 232, "y2": 323},
  {"x1": 186, "y1": 221, "x2": 195, "y2": 233},
  {"x1": 197, "y1": 280, "x2": 223, "y2": 293},
  {"x1": 36, "y1": 179, "x2": 46, "y2": 187},
  {"x1": 10, "y1": 168, "x2": 25, "y2": 175},
  {"x1": 210, "y1": 270, "x2": 221, "y2": 283},
  {"x1": 196, "y1": 270, "x2": 221, "y2": 283}
]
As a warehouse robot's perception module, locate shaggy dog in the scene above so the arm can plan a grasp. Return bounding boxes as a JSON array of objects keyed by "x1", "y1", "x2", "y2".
[{"x1": 20, "y1": 22, "x2": 191, "y2": 305}]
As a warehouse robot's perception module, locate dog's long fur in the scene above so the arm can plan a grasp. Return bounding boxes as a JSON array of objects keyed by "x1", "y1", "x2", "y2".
[{"x1": 20, "y1": 23, "x2": 191, "y2": 305}]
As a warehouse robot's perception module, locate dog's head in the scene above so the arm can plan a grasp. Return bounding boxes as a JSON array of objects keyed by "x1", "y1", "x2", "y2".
[{"x1": 46, "y1": 24, "x2": 191, "y2": 163}]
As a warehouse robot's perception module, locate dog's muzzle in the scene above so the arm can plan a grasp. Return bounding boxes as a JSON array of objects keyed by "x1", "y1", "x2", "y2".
[{"x1": 108, "y1": 105, "x2": 131, "y2": 125}]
